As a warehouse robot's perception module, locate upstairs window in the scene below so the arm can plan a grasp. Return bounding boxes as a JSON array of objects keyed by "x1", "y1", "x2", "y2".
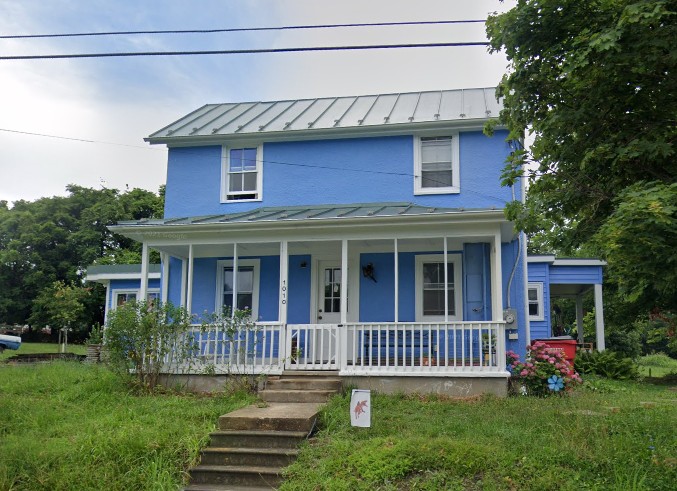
[
  {"x1": 221, "y1": 145, "x2": 263, "y2": 202},
  {"x1": 414, "y1": 135, "x2": 460, "y2": 195}
]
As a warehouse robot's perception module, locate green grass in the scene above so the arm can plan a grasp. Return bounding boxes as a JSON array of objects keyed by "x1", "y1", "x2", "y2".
[
  {"x1": 282, "y1": 378, "x2": 677, "y2": 490},
  {"x1": 638, "y1": 353, "x2": 677, "y2": 378},
  {"x1": 0, "y1": 362, "x2": 255, "y2": 490},
  {"x1": 0, "y1": 342, "x2": 87, "y2": 361}
]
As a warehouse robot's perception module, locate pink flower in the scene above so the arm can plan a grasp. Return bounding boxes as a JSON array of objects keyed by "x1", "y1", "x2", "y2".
[{"x1": 520, "y1": 369, "x2": 529, "y2": 376}]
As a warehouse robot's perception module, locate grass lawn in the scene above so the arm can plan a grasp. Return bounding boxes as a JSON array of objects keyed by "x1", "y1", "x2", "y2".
[
  {"x1": 0, "y1": 362, "x2": 254, "y2": 490},
  {"x1": 282, "y1": 377, "x2": 677, "y2": 490},
  {"x1": 637, "y1": 353, "x2": 677, "y2": 378},
  {"x1": 0, "y1": 342, "x2": 86, "y2": 361}
]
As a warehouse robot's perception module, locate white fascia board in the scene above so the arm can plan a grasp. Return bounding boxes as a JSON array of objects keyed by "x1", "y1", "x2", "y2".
[
  {"x1": 527, "y1": 255, "x2": 556, "y2": 263},
  {"x1": 85, "y1": 272, "x2": 161, "y2": 282},
  {"x1": 145, "y1": 119, "x2": 498, "y2": 147},
  {"x1": 552, "y1": 258, "x2": 607, "y2": 266}
]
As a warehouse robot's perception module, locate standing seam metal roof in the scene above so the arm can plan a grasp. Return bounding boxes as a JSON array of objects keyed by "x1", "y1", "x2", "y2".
[{"x1": 149, "y1": 88, "x2": 501, "y2": 140}]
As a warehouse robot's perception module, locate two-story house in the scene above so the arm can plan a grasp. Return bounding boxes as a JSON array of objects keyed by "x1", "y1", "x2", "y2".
[{"x1": 87, "y1": 88, "x2": 606, "y2": 396}]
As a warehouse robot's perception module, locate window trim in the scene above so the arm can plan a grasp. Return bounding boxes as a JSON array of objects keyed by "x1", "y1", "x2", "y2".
[
  {"x1": 110, "y1": 288, "x2": 160, "y2": 310},
  {"x1": 220, "y1": 144, "x2": 264, "y2": 203},
  {"x1": 413, "y1": 134, "x2": 460, "y2": 195},
  {"x1": 527, "y1": 282, "x2": 545, "y2": 321},
  {"x1": 414, "y1": 254, "x2": 463, "y2": 321},
  {"x1": 215, "y1": 259, "x2": 260, "y2": 319}
]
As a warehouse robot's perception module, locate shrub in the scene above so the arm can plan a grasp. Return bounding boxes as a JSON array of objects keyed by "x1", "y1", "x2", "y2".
[
  {"x1": 606, "y1": 328, "x2": 642, "y2": 359},
  {"x1": 105, "y1": 300, "x2": 195, "y2": 390},
  {"x1": 507, "y1": 341, "x2": 581, "y2": 396},
  {"x1": 574, "y1": 350, "x2": 639, "y2": 380}
]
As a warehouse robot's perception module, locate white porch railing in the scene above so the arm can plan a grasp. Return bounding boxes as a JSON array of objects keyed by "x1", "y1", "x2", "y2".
[{"x1": 168, "y1": 321, "x2": 506, "y2": 376}]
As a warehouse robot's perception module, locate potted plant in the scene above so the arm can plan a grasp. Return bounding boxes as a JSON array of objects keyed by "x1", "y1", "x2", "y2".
[{"x1": 85, "y1": 324, "x2": 103, "y2": 363}]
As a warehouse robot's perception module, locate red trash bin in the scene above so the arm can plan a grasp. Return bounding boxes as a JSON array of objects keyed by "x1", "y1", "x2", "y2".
[{"x1": 534, "y1": 338, "x2": 577, "y2": 364}]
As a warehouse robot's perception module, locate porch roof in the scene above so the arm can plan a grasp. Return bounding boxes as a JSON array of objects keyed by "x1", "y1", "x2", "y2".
[{"x1": 115, "y1": 202, "x2": 505, "y2": 228}]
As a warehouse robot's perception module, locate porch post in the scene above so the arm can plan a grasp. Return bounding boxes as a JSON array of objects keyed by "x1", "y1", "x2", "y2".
[
  {"x1": 180, "y1": 258, "x2": 187, "y2": 308},
  {"x1": 394, "y1": 238, "x2": 399, "y2": 322},
  {"x1": 161, "y1": 252, "x2": 169, "y2": 304},
  {"x1": 232, "y1": 243, "x2": 238, "y2": 317},
  {"x1": 279, "y1": 240, "x2": 288, "y2": 323},
  {"x1": 443, "y1": 236, "x2": 449, "y2": 323},
  {"x1": 576, "y1": 295, "x2": 585, "y2": 344},
  {"x1": 594, "y1": 284, "x2": 605, "y2": 351},
  {"x1": 491, "y1": 232, "x2": 504, "y2": 321},
  {"x1": 186, "y1": 244, "x2": 194, "y2": 314},
  {"x1": 140, "y1": 242, "x2": 149, "y2": 302},
  {"x1": 340, "y1": 239, "x2": 348, "y2": 325}
]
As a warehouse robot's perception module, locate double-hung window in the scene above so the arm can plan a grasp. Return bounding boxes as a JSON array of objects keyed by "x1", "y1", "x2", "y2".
[
  {"x1": 414, "y1": 135, "x2": 460, "y2": 194},
  {"x1": 527, "y1": 283, "x2": 544, "y2": 321},
  {"x1": 221, "y1": 145, "x2": 262, "y2": 201},
  {"x1": 216, "y1": 259, "x2": 260, "y2": 318},
  {"x1": 415, "y1": 254, "x2": 463, "y2": 321}
]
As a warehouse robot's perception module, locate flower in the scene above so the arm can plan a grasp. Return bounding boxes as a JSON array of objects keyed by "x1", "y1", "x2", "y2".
[{"x1": 547, "y1": 375, "x2": 564, "y2": 392}]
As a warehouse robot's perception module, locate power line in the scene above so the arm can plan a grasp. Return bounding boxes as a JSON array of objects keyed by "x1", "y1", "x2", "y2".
[
  {"x1": 0, "y1": 128, "x2": 164, "y2": 150},
  {"x1": 0, "y1": 20, "x2": 487, "y2": 39},
  {"x1": 0, "y1": 42, "x2": 490, "y2": 61}
]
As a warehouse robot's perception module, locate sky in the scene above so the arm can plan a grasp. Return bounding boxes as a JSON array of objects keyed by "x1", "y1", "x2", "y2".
[{"x1": 0, "y1": 0, "x2": 515, "y2": 205}]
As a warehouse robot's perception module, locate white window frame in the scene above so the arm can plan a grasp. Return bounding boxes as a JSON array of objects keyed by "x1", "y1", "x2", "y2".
[
  {"x1": 413, "y1": 134, "x2": 460, "y2": 195},
  {"x1": 110, "y1": 288, "x2": 160, "y2": 310},
  {"x1": 415, "y1": 254, "x2": 463, "y2": 321},
  {"x1": 215, "y1": 259, "x2": 260, "y2": 319},
  {"x1": 527, "y1": 282, "x2": 545, "y2": 321},
  {"x1": 220, "y1": 144, "x2": 264, "y2": 203}
]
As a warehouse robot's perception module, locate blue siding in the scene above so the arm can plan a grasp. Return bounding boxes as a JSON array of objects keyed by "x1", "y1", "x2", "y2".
[
  {"x1": 163, "y1": 131, "x2": 513, "y2": 218},
  {"x1": 107, "y1": 278, "x2": 161, "y2": 310},
  {"x1": 501, "y1": 240, "x2": 528, "y2": 356},
  {"x1": 288, "y1": 255, "x2": 311, "y2": 324},
  {"x1": 550, "y1": 265, "x2": 603, "y2": 284},
  {"x1": 463, "y1": 243, "x2": 491, "y2": 321},
  {"x1": 258, "y1": 256, "x2": 280, "y2": 322},
  {"x1": 526, "y1": 262, "x2": 551, "y2": 341},
  {"x1": 191, "y1": 258, "x2": 218, "y2": 316},
  {"x1": 168, "y1": 257, "x2": 183, "y2": 307},
  {"x1": 359, "y1": 253, "x2": 395, "y2": 322}
]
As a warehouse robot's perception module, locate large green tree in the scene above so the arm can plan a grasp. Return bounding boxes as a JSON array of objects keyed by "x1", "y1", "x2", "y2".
[
  {"x1": 0, "y1": 185, "x2": 163, "y2": 330},
  {"x1": 486, "y1": 0, "x2": 676, "y2": 311}
]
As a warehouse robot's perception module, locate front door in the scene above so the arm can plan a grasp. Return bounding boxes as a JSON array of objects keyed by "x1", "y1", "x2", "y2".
[{"x1": 317, "y1": 261, "x2": 342, "y2": 324}]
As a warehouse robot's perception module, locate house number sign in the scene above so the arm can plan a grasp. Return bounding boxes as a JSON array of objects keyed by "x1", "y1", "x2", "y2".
[{"x1": 281, "y1": 280, "x2": 287, "y2": 305}]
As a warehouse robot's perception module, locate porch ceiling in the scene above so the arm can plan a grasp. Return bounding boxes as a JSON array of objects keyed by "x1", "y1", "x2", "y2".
[{"x1": 549, "y1": 283, "x2": 594, "y2": 298}]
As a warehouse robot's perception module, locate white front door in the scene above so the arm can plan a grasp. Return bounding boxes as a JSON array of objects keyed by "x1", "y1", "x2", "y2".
[{"x1": 316, "y1": 261, "x2": 342, "y2": 324}]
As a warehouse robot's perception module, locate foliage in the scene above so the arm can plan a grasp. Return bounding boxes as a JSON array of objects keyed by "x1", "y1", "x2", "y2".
[
  {"x1": 86, "y1": 323, "x2": 103, "y2": 344},
  {"x1": 607, "y1": 327, "x2": 642, "y2": 359},
  {"x1": 0, "y1": 362, "x2": 254, "y2": 490},
  {"x1": 633, "y1": 310, "x2": 677, "y2": 358},
  {"x1": 104, "y1": 300, "x2": 194, "y2": 390},
  {"x1": 507, "y1": 341, "x2": 581, "y2": 396},
  {"x1": 0, "y1": 185, "x2": 163, "y2": 328},
  {"x1": 282, "y1": 382, "x2": 677, "y2": 490},
  {"x1": 575, "y1": 350, "x2": 639, "y2": 380},
  {"x1": 28, "y1": 280, "x2": 91, "y2": 338},
  {"x1": 637, "y1": 353, "x2": 677, "y2": 377}
]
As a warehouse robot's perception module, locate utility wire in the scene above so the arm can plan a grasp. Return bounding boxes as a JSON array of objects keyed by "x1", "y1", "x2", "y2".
[
  {"x1": 0, "y1": 42, "x2": 490, "y2": 61},
  {"x1": 0, "y1": 20, "x2": 487, "y2": 39},
  {"x1": 0, "y1": 128, "x2": 164, "y2": 150}
]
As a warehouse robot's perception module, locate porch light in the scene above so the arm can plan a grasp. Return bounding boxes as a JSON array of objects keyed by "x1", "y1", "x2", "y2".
[
  {"x1": 362, "y1": 263, "x2": 377, "y2": 283},
  {"x1": 300, "y1": 261, "x2": 308, "y2": 269}
]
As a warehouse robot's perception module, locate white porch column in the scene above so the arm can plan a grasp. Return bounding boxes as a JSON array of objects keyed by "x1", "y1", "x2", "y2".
[
  {"x1": 140, "y1": 242, "x2": 149, "y2": 302},
  {"x1": 161, "y1": 252, "x2": 169, "y2": 304},
  {"x1": 594, "y1": 284, "x2": 605, "y2": 351},
  {"x1": 186, "y1": 244, "x2": 194, "y2": 314},
  {"x1": 491, "y1": 232, "x2": 504, "y2": 321},
  {"x1": 180, "y1": 258, "x2": 187, "y2": 308},
  {"x1": 232, "y1": 243, "x2": 238, "y2": 317},
  {"x1": 103, "y1": 283, "x2": 110, "y2": 326},
  {"x1": 443, "y1": 236, "x2": 449, "y2": 323},
  {"x1": 279, "y1": 240, "x2": 288, "y2": 323},
  {"x1": 394, "y1": 238, "x2": 399, "y2": 322},
  {"x1": 576, "y1": 295, "x2": 585, "y2": 344},
  {"x1": 340, "y1": 239, "x2": 348, "y2": 325}
]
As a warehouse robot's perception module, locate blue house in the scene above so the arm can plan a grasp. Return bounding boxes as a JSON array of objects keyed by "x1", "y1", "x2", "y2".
[{"x1": 88, "y1": 88, "x2": 605, "y2": 396}]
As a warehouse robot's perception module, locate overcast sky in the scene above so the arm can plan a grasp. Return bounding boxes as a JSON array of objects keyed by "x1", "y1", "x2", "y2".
[{"x1": 0, "y1": 0, "x2": 515, "y2": 205}]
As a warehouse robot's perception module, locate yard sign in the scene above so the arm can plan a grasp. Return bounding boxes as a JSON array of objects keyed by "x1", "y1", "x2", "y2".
[{"x1": 350, "y1": 389, "x2": 371, "y2": 428}]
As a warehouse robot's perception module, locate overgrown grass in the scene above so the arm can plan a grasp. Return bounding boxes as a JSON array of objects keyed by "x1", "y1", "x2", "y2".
[
  {"x1": 638, "y1": 353, "x2": 677, "y2": 377},
  {"x1": 0, "y1": 362, "x2": 255, "y2": 490},
  {"x1": 282, "y1": 378, "x2": 677, "y2": 490},
  {"x1": 0, "y1": 342, "x2": 86, "y2": 361}
]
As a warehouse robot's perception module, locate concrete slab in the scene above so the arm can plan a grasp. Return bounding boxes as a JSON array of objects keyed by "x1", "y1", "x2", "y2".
[
  {"x1": 224, "y1": 402, "x2": 322, "y2": 420},
  {"x1": 219, "y1": 403, "x2": 322, "y2": 432}
]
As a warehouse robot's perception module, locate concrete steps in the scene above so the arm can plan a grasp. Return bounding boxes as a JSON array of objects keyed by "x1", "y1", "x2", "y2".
[{"x1": 184, "y1": 373, "x2": 342, "y2": 490}]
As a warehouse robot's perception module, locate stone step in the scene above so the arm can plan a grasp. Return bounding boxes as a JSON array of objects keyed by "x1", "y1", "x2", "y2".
[
  {"x1": 184, "y1": 484, "x2": 274, "y2": 491},
  {"x1": 281, "y1": 370, "x2": 339, "y2": 378},
  {"x1": 209, "y1": 430, "x2": 307, "y2": 449},
  {"x1": 265, "y1": 378, "x2": 342, "y2": 391},
  {"x1": 200, "y1": 447, "x2": 299, "y2": 467},
  {"x1": 189, "y1": 465, "x2": 282, "y2": 488},
  {"x1": 260, "y1": 389, "x2": 335, "y2": 403},
  {"x1": 218, "y1": 403, "x2": 320, "y2": 432}
]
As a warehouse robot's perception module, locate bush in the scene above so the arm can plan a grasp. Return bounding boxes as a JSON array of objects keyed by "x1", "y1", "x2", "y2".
[
  {"x1": 507, "y1": 341, "x2": 581, "y2": 396},
  {"x1": 574, "y1": 350, "x2": 639, "y2": 380},
  {"x1": 105, "y1": 300, "x2": 194, "y2": 390}
]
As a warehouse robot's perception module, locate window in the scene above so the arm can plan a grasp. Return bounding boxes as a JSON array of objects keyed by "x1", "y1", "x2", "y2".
[
  {"x1": 414, "y1": 135, "x2": 460, "y2": 195},
  {"x1": 528, "y1": 283, "x2": 544, "y2": 321},
  {"x1": 415, "y1": 254, "x2": 463, "y2": 321},
  {"x1": 111, "y1": 290, "x2": 159, "y2": 309},
  {"x1": 216, "y1": 259, "x2": 260, "y2": 318},
  {"x1": 221, "y1": 145, "x2": 263, "y2": 202}
]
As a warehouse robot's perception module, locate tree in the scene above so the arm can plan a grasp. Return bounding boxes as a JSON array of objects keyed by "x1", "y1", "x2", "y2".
[
  {"x1": 486, "y1": 0, "x2": 676, "y2": 311},
  {"x1": 29, "y1": 280, "x2": 90, "y2": 337}
]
